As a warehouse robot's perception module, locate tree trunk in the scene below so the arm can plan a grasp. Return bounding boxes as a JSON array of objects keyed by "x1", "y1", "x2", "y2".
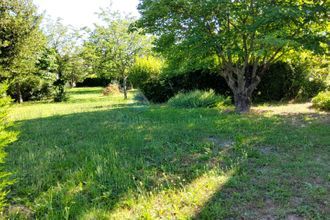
[
  {"x1": 234, "y1": 92, "x2": 251, "y2": 113},
  {"x1": 69, "y1": 81, "x2": 76, "y2": 88},
  {"x1": 222, "y1": 67, "x2": 261, "y2": 113},
  {"x1": 123, "y1": 77, "x2": 128, "y2": 100},
  {"x1": 16, "y1": 83, "x2": 23, "y2": 104}
]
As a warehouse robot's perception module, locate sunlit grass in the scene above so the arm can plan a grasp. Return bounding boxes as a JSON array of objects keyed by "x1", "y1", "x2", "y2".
[
  {"x1": 85, "y1": 170, "x2": 234, "y2": 219},
  {"x1": 3, "y1": 87, "x2": 330, "y2": 219},
  {"x1": 9, "y1": 87, "x2": 138, "y2": 121},
  {"x1": 253, "y1": 102, "x2": 328, "y2": 115}
]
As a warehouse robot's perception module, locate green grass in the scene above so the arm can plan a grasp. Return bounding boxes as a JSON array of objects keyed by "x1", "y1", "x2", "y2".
[{"x1": 2, "y1": 87, "x2": 330, "y2": 219}]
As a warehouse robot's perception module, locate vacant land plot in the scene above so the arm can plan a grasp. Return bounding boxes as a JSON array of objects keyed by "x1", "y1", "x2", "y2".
[{"x1": 4, "y1": 88, "x2": 330, "y2": 219}]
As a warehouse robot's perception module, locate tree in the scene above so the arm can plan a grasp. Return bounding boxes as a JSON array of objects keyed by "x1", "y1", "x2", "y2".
[
  {"x1": 44, "y1": 19, "x2": 86, "y2": 101},
  {"x1": 87, "y1": 8, "x2": 152, "y2": 99},
  {"x1": 64, "y1": 51, "x2": 88, "y2": 88},
  {"x1": 0, "y1": 0, "x2": 45, "y2": 103},
  {"x1": 136, "y1": 0, "x2": 329, "y2": 112}
]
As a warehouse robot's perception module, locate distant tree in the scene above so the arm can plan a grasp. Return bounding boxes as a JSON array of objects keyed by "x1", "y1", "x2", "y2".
[
  {"x1": 64, "y1": 51, "x2": 88, "y2": 88},
  {"x1": 87, "y1": 8, "x2": 152, "y2": 99},
  {"x1": 136, "y1": 0, "x2": 328, "y2": 112},
  {"x1": 44, "y1": 19, "x2": 86, "y2": 101},
  {"x1": 0, "y1": 0, "x2": 45, "y2": 103}
]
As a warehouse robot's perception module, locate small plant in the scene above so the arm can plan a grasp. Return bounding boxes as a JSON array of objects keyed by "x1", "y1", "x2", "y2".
[
  {"x1": 53, "y1": 79, "x2": 67, "y2": 102},
  {"x1": 312, "y1": 91, "x2": 330, "y2": 111},
  {"x1": 167, "y1": 90, "x2": 231, "y2": 108},
  {"x1": 102, "y1": 83, "x2": 121, "y2": 96}
]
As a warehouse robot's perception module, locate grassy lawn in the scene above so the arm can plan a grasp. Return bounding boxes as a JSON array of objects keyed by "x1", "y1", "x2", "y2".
[{"x1": 3, "y1": 87, "x2": 330, "y2": 219}]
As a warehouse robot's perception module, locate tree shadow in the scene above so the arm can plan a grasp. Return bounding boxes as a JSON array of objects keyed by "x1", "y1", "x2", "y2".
[
  {"x1": 193, "y1": 112, "x2": 330, "y2": 219},
  {"x1": 4, "y1": 106, "x2": 330, "y2": 219}
]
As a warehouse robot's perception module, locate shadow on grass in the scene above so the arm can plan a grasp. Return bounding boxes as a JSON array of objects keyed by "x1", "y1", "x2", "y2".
[
  {"x1": 67, "y1": 88, "x2": 103, "y2": 95},
  {"x1": 4, "y1": 105, "x2": 330, "y2": 219}
]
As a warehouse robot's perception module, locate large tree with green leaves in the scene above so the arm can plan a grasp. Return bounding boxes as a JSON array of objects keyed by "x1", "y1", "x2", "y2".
[
  {"x1": 86, "y1": 8, "x2": 152, "y2": 99},
  {"x1": 136, "y1": 0, "x2": 329, "y2": 112},
  {"x1": 0, "y1": 0, "x2": 45, "y2": 103}
]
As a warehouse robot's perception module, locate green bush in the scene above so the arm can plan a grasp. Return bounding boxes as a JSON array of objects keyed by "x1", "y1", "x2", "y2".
[
  {"x1": 76, "y1": 77, "x2": 112, "y2": 87},
  {"x1": 0, "y1": 83, "x2": 16, "y2": 211},
  {"x1": 8, "y1": 76, "x2": 53, "y2": 102},
  {"x1": 168, "y1": 90, "x2": 231, "y2": 108},
  {"x1": 139, "y1": 77, "x2": 174, "y2": 103},
  {"x1": 139, "y1": 69, "x2": 231, "y2": 103},
  {"x1": 129, "y1": 56, "x2": 164, "y2": 88},
  {"x1": 312, "y1": 91, "x2": 330, "y2": 111}
]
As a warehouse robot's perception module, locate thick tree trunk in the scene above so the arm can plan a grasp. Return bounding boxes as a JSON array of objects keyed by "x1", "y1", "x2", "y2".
[
  {"x1": 234, "y1": 92, "x2": 251, "y2": 113},
  {"x1": 222, "y1": 67, "x2": 261, "y2": 113},
  {"x1": 16, "y1": 83, "x2": 23, "y2": 104},
  {"x1": 123, "y1": 77, "x2": 128, "y2": 100}
]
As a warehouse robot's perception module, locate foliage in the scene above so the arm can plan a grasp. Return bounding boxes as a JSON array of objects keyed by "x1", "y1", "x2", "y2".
[
  {"x1": 76, "y1": 77, "x2": 112, "y2": 87},
  {"x1": 139, "y1": 61, "x2": 327, "y2": 104},
  {"x1": 7, "y1": 75, "x2": 52, "y2": 101},
  {"x1": 0, "y1": 0, "x2": 46, "y2": 103},
  {"x1": 312, "y1": 91, "x2": 330, "y2": 111},
  {"x1": 292, "y1": 54, "x2": 329, "y2": 101},
  {"x1": 254, "y1": 61, "x2": 327, "y2": 102},
  {"x1": 129, "y1": 56, "x2": 164, "y2": 88},
  {"x1": 84, "y1": 8, "x2": 152, "y2": 99},
  {"x1": 136, "y1": 0, "x2": 329, "y2": 112},
  {"x1": 0, "y1": 83, "x2": 16, "y2": 212},
  {"x1": 53, "y1": 79, "x2": 67, "y2": 102},
  {"x1": 139, "y1": 77, "x2": 174, "y2": 103},
  {"x1": 4, "y1": 87, "x2": 330, "y2": 218},
  {"x1": 44, "y1": 19, "x2": 87, "y2": 102},
  {"x1": 138, "y1": 69, "x2": 231, "y2": 103},
  {"x1": 63, "y1": 51, "x2": 88, "y2": 88},
  {"x1": 168, "y1": 90, "x2": 231, "y2": 109}
]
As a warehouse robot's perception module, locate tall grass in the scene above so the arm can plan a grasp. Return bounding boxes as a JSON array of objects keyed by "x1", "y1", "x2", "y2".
[{"x1": 167, "y1": 90, "x2": 231, "y2": 108}]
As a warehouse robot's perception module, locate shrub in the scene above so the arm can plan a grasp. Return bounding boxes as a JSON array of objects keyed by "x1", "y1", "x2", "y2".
[
  {"x1": 8, "y1": 76, "x2": 53, "y2": 102},
  {"x1": 253, "y1": 61, "x2": 327, "y2": 102},
  {"x1": 102, "y1": 83, "x2": 121, "y2": 96},
  {"x1": 53, "y1": 79, "x2": 67, "y2": 102},
  {"x1": 129, "y1": 56, "x2": 164, "y2": 88},
  {"x1": 0, "y1": 83, "x2": 16, "y2": 211},
  {"x1": 139, "y1": 77, "x2": 174, "y2": 103},
  {"x1": 168, "y1": 90, "x2": 231, "y2": 108},
  {"x1": 140, "y1": 61, "x2": 327, "y2": 104},
  {"x1": 76, "y1": 77, "x2": 111, "y2": 87},
  {"x1": 139, "y1": 69, "x2": 231, "y2": 103},
  {"x1": 312, "y1": 91, "x2": 330, "y2": 111}
]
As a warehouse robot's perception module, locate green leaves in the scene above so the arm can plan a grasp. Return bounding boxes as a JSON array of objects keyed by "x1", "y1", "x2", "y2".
[
  {"x1": 136, "y1": 0, "x2": 328, "y2": 68},
  {"x1": 85, "y1": 10, "x2": 152, "y2": 80}
]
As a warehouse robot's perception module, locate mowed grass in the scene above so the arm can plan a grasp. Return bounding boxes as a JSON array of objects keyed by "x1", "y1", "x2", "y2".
[{"x1": 3, "y1": 87, "x2": 330, "y2": 219}]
